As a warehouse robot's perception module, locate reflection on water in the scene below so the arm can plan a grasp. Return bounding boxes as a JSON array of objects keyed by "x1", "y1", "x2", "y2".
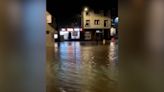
[{"x1": 47, "y1": 41, "x2": 118, "y2": 92}]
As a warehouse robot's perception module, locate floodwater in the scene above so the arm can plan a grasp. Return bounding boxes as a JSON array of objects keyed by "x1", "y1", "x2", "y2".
[{"x1": 47, "y1": 41, "x2": 118, "y2": 92}]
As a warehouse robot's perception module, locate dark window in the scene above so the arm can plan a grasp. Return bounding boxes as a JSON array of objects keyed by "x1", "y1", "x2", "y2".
[
  {"x1": 94, "y1": 20, "x2": 100, "y2": 25},
  {"x1": 104, "y1": 20, "x2": 108, "y2": 27},
  {"x1": 85, "y1": 20, "x2": 90, "y2": 27},
  {"x1": 86, "y1": 12, "x2": 89, "y2": 15},
  {"x1": 46, "y1": 30, "x2": 50, "y2": 34}
]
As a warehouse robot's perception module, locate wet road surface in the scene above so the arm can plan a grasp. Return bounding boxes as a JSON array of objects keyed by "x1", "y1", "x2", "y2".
[{"x1": 47, "y1": 41, "x2": 118, "y2": 92}]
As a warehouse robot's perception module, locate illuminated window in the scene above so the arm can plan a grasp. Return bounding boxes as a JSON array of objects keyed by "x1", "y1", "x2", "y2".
[
  {"x1": 94, "y1": 20, "x2": 100, "y2": 25},
  {"x1": 67, "y1": 28, "x2": 73, "y2": 32}
]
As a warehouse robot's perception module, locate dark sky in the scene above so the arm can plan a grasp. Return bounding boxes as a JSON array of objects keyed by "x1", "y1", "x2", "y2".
[{"x1": 47, "y1": 0, "x2": 117, "y2": 27}]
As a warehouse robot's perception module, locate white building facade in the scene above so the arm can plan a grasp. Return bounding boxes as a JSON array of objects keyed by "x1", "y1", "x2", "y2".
[{"x1": 82, "y1": 8, "x2": 111, "y2": 40}]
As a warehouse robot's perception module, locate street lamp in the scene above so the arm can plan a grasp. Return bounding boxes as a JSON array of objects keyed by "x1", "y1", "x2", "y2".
[{"x1": 84, "y1": 7, "x2": 88, "y2": 11}]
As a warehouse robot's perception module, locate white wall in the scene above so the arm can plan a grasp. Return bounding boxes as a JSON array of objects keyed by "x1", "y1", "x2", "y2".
[{"x1": 82, "y1": 10, "x2": 111, "y2": 29}]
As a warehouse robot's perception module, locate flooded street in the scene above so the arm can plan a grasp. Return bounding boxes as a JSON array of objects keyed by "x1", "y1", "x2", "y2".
[{"x1": 47, "y1": 41, "x2": 118, "y2": 92}]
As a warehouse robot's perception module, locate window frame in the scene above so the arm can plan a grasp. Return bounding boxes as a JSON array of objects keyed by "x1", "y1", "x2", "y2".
[
  {"x1": 104, "y1": 20, "x2": 108, "y2": 27},
  {"x1": 85, "y1": 20, "x2": 90, "y2": 27},
  {"x1": 94, "y1": 20, "x2": 100, "y2": 25}
]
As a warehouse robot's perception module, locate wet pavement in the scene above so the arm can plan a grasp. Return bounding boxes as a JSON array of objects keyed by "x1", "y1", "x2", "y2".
[{"x1": 47, "y1": 41, "x2": 118, "y2": 92}]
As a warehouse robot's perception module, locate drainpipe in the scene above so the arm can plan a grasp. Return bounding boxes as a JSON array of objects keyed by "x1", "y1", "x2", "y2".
[{"x1": 102, "y1": 29, "x2": 106, "y2": 44}]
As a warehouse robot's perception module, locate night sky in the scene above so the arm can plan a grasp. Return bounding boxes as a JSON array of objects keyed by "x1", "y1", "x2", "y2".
[{"x1": 47, "y1": 0, "x2": 117, "y2": 27}]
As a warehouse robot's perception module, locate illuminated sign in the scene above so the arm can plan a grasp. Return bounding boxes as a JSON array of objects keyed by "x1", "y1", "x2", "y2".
[
  {"x1": 61, "y1": 28, "x2": 66, "y2": 31},
  {"x1": 115, "y1": 17, "x2": 119, "y2": 23},
  {"x1": 96, "y1": 30, "x2": 100, "y2": 33},
  {"x1": 60, "y1": 28, "x2": 82, "y2": 32},
  {"x1": 74, "y1": 28, "x2": 80, "y2": 31},
  {"x1": 67, "y1": 28, "x2": 73, "y2": 32}
]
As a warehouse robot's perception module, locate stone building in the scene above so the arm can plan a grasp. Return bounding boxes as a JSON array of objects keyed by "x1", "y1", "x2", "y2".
[
  {"x1": 81, "y1": 7, "x2": 111, "y2": 40},
  {"x1": 46, "y1": 11, "x2": 56, "y2": 47}
]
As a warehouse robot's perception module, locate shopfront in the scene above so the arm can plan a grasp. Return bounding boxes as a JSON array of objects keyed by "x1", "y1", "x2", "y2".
[{"x1": 58, "y1": 28, "x2": 82, "y2": 41}]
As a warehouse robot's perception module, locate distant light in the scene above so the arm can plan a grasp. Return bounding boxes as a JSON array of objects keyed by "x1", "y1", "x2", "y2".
[
  {"x1": 84, "y1": 7, "x2": 88, "y2": 11},
  {"x1": 67, "y1": 28, "x2": 73, "y2": 32},
  {"x1": 115, "y1": 17, "x2": 119, "y2": 23},
  {"x1": 96, "y1": 30, "x2": 100, "y2": 33}
]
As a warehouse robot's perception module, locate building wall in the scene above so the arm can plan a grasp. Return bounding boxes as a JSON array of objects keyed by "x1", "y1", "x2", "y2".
[
  {"x1": 46, "y1": 24, "x2": 55, "y2": 47},
  {"x1": 46, "y1": 11, "x2": 56, "y2": 47},
  {"x1": 46, "y1": 12, "x2": 52, "y2": 23},
  {"x1": 82, "y1": 10, "x2": 111, "y2": 29}
]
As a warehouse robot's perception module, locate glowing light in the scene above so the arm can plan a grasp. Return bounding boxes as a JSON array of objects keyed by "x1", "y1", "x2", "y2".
[
  {"x1": 61, "y1": 28, "x2": 66, "y2": 31},
  {"x1": 115, "y1": 17, "x2": 119, "y2": 23},
  {"x1": 54, "y1": 34, "x2": 58, "y2": 39},
  {"x1": 84, "y1": 7, "x2": 88, "y2": 11},
  {"x1": 67, "y1": 28, "x2": 73, "y2": 32},
  {"x1": 96, "y1": 30, "x2": 100, "y2": 33},
  {"x1": 74, "y1": 28, "x2": 80, "y2": 31}
]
